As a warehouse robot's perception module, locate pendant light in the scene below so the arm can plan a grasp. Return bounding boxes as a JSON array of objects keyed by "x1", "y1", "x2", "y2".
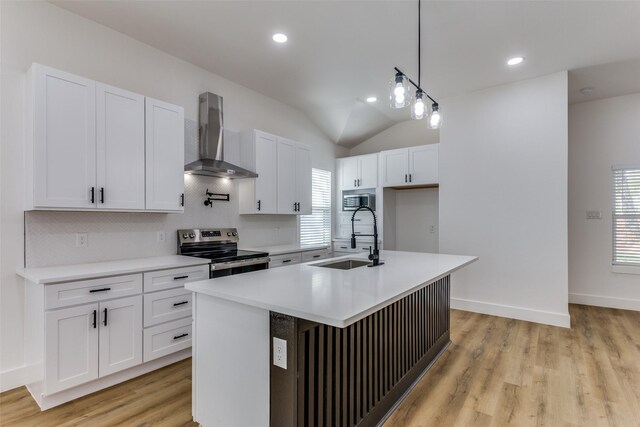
[{"x1": 389, "y1": 0, "x2": 441, "y2": 128}]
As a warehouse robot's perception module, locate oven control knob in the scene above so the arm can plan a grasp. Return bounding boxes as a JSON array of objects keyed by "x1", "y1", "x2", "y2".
[
  {"x1": 182, "y1": 233, "x2": 189, "y2": 239},
  {"x1": 227, "y1": 232, "x2": 232, "y2": 237},
  {"x1": 232, "y1": 232, "x2": 238, "y2": 237},
  {"x1": 189, "y1": 233, "x2": 196, "y2": 238}
]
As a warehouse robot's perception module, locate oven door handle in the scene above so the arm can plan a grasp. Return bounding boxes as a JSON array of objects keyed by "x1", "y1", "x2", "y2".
[{"x1": 210, "y1": 257, "x2": 271, "y2": 271}]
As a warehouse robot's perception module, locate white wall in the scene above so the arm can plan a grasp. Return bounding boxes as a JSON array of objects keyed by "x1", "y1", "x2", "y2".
[
  {"x1": 0, "y1": 1, "x2": 347, "y2": 390},
  {"x1": 439, "y1": 72, "x2": 570, "y2": 328},
  {"x1": 349, "y1": 119, "x2": 439, "y2": 156},
  {"x1": 568, "y1": 93, "x2": 640, "y2": 310}
]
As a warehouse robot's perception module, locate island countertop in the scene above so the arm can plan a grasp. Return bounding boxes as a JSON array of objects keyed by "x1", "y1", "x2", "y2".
[{"x1": 186, "y1": 250, "x2": 477, "y2": 327}]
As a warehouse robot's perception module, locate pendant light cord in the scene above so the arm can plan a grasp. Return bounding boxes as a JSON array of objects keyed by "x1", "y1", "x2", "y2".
[{"x1": 418, "y1": 0, "x2": 421, "y2": 89}]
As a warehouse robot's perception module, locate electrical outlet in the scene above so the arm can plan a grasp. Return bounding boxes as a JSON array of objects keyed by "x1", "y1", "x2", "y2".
[
  {"x1": 157, "y1": 231, "x2": 165, "y2": 242},
  {"x1": 586, "y1": 210, "x2": 602, "y2": 220},
  {"x1": 76, "y1": 233, "x2": 88, "y2": 248},
  {"x1": 273, "y1": 337, "x2": 287, "y2": 369},
  {"x1": 429, "y1": 225, "x2": 436, "y2": 234}
]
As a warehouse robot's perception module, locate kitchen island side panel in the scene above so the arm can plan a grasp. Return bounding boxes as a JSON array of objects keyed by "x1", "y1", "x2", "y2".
[
  {"x1": 193, "y1": 293, "x2": 270, "y2": 427},
  {"x1": 270, "y1": 275, "x2": 450, "y2": 427}
]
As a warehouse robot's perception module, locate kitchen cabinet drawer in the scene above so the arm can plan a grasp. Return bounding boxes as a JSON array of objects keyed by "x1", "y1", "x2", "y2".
[
  {"x1": 45, "y1": 274, "x2": 142, "y2": 309},
  {"x1": 302, "y1": 249, "x2": 331, "y2": 262},
  {"x1": 143, "y1": 317, "x2": 192, "y2": 362},
  {"x1": 333, "y1": 242, "x2": 379, "y2": 254},
  {"x1": 144, "y1": 288, "x2": 192, "y2": 327},
  {"x1": 269, "y1": 253, "x2": 302, "y2": 268},
  {"x1": 143, "y1": 265, "x2": 209, "y2": 293}
]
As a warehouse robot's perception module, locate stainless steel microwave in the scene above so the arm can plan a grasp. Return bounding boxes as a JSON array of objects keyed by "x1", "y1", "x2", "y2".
[{"x1": 343, "y1": 193, "x2": 375, "y2": 211}]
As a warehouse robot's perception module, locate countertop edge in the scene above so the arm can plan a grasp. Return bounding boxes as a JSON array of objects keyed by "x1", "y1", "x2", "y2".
[
  {"x1": 16, "y1": 256, "x2": 210, "y2": 285},
  {"x1": 240, "y1": 243, "x2": 330, "y2": 256}
]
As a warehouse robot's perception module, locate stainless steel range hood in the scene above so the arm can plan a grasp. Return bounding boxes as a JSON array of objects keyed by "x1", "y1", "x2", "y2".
[{"x1": 184, "y1": 92, "x2": 258, "y2": 179}]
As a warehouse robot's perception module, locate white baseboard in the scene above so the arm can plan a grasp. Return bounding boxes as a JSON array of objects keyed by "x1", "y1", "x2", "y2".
[
  {"x1": 569, "y1": 293, "x2": 640, "y2": 311},
  {"x1": 0, "y1": 365, "x2": 27, "y2": 393},
  {"x1": 451, "y1": 298, "x2": 571, "y2": 328}
]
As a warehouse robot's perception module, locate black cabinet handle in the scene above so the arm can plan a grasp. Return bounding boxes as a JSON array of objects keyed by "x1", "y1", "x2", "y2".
[
  {"x1": 409, "y1": 173, "x2": 412, "y2": 182},
  {"x1": 257, "y1": 200, "x2": 261, "y2": 211},
  {"x1": 357, "y1": 179, "x2": 360, "y2": 186},
  {"x1": 90, "y1": 187, "x2": 95, "y2": 204},
  {"x1": 282, "y1": 259, "x2": 292, "y2": 263},
  {"x1": 173, "y1": 275, "x2": 189, "y2": 280},
  {"x1": 173, "y1": 333, "x2": 189, "y2": 340},
  {"x1": 340, "y1": 246, "x2": 348, "y2": 249},
  {"x1": 173, "y1": 301, "x2": 189, "y2": 307},
  {"x1": 405, "y1": 174, "x2": 408, "y2": 183},
  {"x1": 313, "y1": 255, "x2": 321, "y2": 258},
  {"x1": 92, "y1": 310, "x2": 97, "y2": 329},
  {"x1": 90, "y1": 287, "x2": 111, "y2": 293},
  {"x1": 354, "y1": 179, "x2": 357, "y2": 187},
  {"x1": 103, "y1": 308, "x2": 108, "y2": 326},
  {"x1": 180, "y1": 193, "x2": 184, "y2": 207},
  {"x1": 99, "y1": 187, "x2": 104, "y2": 203}
]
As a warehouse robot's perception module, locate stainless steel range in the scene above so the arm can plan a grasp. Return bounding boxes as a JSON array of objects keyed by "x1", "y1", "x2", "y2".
[{"x1": 177, "y1": 228, "x2": 270, "y2": 278}]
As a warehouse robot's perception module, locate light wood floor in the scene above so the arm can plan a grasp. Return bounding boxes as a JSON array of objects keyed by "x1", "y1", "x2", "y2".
[{"x1": 1, "y1": 304, "x2": 639, "y2": 426}]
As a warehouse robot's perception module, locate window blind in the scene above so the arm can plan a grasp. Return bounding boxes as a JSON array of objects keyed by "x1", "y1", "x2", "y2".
[
  {"x1": 300, "y1": 169, "x2": 332, "y2": 245},
  {"x1": 613, "y1": 165, "x2": 640, "y2": 266}
]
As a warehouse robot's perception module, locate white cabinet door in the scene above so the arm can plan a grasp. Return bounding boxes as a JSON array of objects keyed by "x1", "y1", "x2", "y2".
[
  {"x1": 382, "y1": 149, "x2": 409, "y2": 187},
  {"x1": 32, "y1": 64, "x2": 96, "y2": 209},
  {"x1": 145, "y1": 97, "x2": 185, "y2": 212},
  {"x1": 339, "y1": 157, "x2": 359, "y2": 190},
  {"x1": 276, "y1": 138, "x2": 297, "y2": 214},
  {"x1": 96, "y1": 83, "x2": 145, "y2": 210},
  {"x1": 98, "y1": 295, "x2": 142, "y2": 377},
  {"x1": 45, "y1": 303, "x2": 99, "y2": 394},
  {"x1": 295, "y1": 144, "x2": 312, "y2": 215},
  {"x1": 408, "y1": 145, "x2": 438, "y2": 185},
  {"x1": 358, "y1": 154, "x2": 378, "y2": 189},
  {"x1": 254, "y1": 131, "x2": 278, "y2": 214}
]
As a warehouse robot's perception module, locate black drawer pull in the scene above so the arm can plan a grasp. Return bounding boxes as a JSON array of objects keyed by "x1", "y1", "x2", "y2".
[
  {"x1": 340, "y1": 246, "x2": 348, "y2": 249},
  {"x1": 173, "y1": 301, "x2": 189, "y2": 307},
  {"x1": 173, "y1": 333, "x2": 189, "y2": 340},
  {"x1": 313, "y1": 255, "x2": 322, "y2": 258},
  {"x1": 282, "y1": 259, "x2": 292, "y2": 263},
  {"x1": 90, "y1": 287, "x2": 111, "y2": 293},
  {"x1": 173, "y1": 275, "x2": 189, "y2": 280}
]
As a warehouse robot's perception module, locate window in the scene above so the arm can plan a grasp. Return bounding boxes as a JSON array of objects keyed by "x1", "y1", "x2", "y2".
[
  {"x1": 613, "y1": 165, "x2": 640, "y2": 266},
  {"x1": 300, "y1": 169, "x2": 332, "y2": 245}
]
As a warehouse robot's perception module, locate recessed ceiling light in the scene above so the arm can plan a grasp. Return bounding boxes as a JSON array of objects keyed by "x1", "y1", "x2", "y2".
[
  {"x1": 579, "y1": 87, "x2": 594, "y2": 95},
  {"x1": 366, "y1": 97, "x2": 377, "y2": 103},
  {"x1": 272, "y1": 33, "x2": 288, "y2": 43},
  {"x1": 507, "y1": 56, "x2": 525, "y2": 66}
]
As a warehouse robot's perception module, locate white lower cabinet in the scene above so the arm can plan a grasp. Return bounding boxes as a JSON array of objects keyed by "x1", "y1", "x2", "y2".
[
  {"x1": 44, "y1": 295, "x2": 142, "y2": 394},
  {"x1": 269, "y1": 248, "x2": 332, "y2": 268},
  {"x1": 143, "y1": 317, "x2": 192, "y2": 363}
]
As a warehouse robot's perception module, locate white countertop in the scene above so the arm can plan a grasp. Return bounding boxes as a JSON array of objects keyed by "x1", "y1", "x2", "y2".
[
  {"x1": 186, "y1": 250, "x2": 477, "y2": 328},
  {"x1": 16, "y1": 255, "x2": 210, "y2": 284},
  {"x1": 239, "y1": 243, "x2": 330, "y2": 256}
]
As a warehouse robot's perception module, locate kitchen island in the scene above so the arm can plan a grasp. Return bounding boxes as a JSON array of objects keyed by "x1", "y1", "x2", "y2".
[{"x1": 186, "y1": 250, "x2": 477, "y2": 427}]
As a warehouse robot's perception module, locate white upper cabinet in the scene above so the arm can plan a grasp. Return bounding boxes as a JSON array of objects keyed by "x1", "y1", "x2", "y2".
[
  {"x1": 240, "y1": 130, "x2": 311, "y2": 215},
  {"x1": 294, "y1": 144, "x2": 312, "y2": 215},
  {"x1": 277, "y1": 138, "x2": 297, "y2": 214},
  {"x1": 239, "y1": 130, "x2": 278, "y2": 214},
  {"x1": 97, "y1": 84, "x2": 145, "y2": 210},
  {"x1": 145, "y1": 98, "x2": 185, "y2": 212},
  {"x1": 26, "y1": 64, "x2": 185, "y2": 213},
  {"x1": 381, "y1": 144, "x2": 438, "y2": 187},
  {"x1": 338, "y1": 153, "x2": 378, "y2": 190},
  {"x1": 29, "y1": 64, "x2": 97, "y2": 209}
]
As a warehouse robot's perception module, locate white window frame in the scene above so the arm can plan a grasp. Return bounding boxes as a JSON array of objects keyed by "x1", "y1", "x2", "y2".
[
  {"x1": 612, "y1": 164, "x2": 640, "y2": 274},
  {"x1": 299, "y1": 168, "x2": 332, "y2": 246}
]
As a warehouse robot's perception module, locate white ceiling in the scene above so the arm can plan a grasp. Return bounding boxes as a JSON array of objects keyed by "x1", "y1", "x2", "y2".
[
  {"x1": 52, "y1": 0, "x2": 640, "y2": 147},
  {"x1": 569, "y1": 57, "x2": 640, "y2": 104}
]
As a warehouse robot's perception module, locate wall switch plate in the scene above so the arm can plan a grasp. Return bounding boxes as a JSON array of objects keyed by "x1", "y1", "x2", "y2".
[
  {"x1": 76, "y1": 233, "x2": 88, "y2": 248},
  {"x1": 273, "y1": 337, "x2": 287, "y2": 369},
  {"x1": 586, "y1": 210, "x2": 602, "y2": 220},
  {"x1": 157, "y1": 231, "x2": 165, "y2": 242}
]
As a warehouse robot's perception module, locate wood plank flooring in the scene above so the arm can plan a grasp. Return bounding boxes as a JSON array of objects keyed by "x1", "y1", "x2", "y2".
[{"x1": 1, "y1": 304, "x2": 638, "y2": 427}]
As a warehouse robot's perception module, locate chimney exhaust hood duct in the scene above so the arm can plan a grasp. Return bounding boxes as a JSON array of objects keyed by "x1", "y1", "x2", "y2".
[{"x1": 184, "y1": 92, "x2": 258, "y2": 179}]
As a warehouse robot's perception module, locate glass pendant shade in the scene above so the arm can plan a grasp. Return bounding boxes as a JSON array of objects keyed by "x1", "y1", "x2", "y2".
[
  {"x1": 428, "y1": 103, "x2": 442, "y2": 129},
  {"x1": 411, "y1": 91, "x2": 426, "y2": 120},
  {"x1": 389, "y1": 73, "x2": 410, "y2": 109}
]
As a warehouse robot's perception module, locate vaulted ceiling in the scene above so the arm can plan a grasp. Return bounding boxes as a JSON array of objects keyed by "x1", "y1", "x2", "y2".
[{"x1": 53, "y1": 1, "x2": 640, "y2": 147}]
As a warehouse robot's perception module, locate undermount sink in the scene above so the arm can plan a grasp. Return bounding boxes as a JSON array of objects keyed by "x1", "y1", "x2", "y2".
[{"x1": 315, "y1": 259, "x2": 371, "y2": 270}]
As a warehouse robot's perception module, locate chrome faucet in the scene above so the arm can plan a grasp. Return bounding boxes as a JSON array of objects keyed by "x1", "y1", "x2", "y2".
[{"x1": 351, "y1": 206, "x2": 383, "y2": 267}]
